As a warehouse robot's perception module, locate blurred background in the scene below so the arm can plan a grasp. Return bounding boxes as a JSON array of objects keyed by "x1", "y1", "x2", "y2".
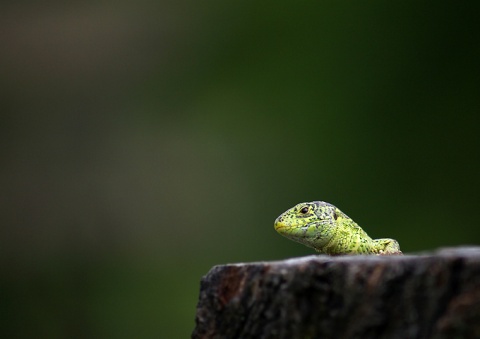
[{"x1": 1, "y1": 1, "x2": 479, "y2": 337}]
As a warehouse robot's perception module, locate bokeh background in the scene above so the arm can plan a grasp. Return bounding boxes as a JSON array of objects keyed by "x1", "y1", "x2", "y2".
[{"x1": 1, "y1": 1, "x2": 479, "y2": 337}]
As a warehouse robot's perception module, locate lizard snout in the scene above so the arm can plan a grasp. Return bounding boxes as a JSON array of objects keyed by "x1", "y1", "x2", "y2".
[{"x1": 274, "y1": 216, "x2": 285, "y2": 231}]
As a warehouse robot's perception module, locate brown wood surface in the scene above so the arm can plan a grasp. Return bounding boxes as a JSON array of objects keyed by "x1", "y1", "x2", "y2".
[{"x1": 192, "y1": 247, "x2": 480, "y2": 339}]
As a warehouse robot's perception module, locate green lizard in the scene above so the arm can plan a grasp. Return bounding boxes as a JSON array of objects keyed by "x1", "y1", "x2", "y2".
[{"x1": 274, "y1": 201, "x2": 402, "y2": 255}]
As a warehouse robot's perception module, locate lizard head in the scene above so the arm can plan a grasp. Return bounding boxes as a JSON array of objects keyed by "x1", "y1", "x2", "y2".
[{"x1": 274, "y1": 201, "x2": 345, "y2": 251}]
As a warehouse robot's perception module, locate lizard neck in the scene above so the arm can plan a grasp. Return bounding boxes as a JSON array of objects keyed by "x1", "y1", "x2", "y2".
[{"x1": 321, "y1": 216, "x2": 376, "y2": 254}]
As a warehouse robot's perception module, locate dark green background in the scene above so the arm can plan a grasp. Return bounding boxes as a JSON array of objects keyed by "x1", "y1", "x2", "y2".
[{"x1": 2, "y1": 2, "x2": 479, "y2": 337}]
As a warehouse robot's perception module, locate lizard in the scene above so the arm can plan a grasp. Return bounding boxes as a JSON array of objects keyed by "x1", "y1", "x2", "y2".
[{"x1": 274, "y1": 201, "x2": 402, "y2": 255}]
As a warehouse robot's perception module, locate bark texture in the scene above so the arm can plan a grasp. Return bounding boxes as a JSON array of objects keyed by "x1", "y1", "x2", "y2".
[{"x1": 192, "y1": 247, "x2": 480, "y2": 339}]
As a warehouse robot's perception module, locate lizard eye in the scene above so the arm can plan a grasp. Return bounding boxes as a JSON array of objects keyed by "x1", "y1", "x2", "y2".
[
  {"x1": 333, "y1": 212, "x2": 338, "y2": 220},
  {"x1": 300, "y1": 206, "x2": 309, "y2": 214}
]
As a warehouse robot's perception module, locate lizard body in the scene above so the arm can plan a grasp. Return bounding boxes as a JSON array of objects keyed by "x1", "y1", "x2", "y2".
[{"x1": 274, "y1": 201, "x2": 402, "y2": 255}]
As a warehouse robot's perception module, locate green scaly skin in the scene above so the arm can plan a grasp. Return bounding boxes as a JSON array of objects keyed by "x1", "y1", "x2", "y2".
[{"x1": 274, "y1": 201, "x2": 402, "y2": 255}]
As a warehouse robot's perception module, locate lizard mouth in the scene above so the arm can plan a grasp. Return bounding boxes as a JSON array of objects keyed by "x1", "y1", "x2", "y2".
[
  {"x1": 274, "y1": 216, "x2": 289, "y2": 231},
  {"x1": 274, "y1": 218, "x2": 283, "y2": 231}
]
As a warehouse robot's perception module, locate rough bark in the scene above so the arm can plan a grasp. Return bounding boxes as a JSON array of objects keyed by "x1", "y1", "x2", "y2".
[{"x1": 192, "y1": 247, "x2": 480, "y2": 339}]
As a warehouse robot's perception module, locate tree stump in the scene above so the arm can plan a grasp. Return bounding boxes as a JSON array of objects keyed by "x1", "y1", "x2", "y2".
[{"x1": 192, "y1": 247, "x2": 480, "y2": 339}]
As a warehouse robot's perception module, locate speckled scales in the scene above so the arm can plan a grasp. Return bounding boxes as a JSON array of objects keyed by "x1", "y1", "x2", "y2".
[{"x1": 274, "y1": 201, "x2": 402, "y2": 255}]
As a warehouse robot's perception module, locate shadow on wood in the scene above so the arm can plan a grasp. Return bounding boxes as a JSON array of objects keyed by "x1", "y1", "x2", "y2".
[{"x1": 192, "y1": 247, "x2": 480, "y2": 339}]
